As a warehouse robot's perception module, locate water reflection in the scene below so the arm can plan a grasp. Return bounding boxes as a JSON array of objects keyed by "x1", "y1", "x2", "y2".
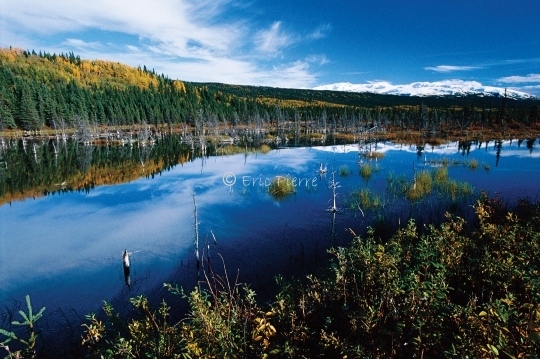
[
  {"x1": 1, "y1": 135, "x2": 540, "y2": 336},
  {"x1": 0, "y1": 133, "x2": 357, "y2": 206}
]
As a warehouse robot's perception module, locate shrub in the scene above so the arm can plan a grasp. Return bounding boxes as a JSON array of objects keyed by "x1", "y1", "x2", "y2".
[
  {"x1": 271, "y1": 201, "x2": 540, "y2": 357},
  {"x1": 0, "y1": 295, "x2": 45, "y2": 359}
]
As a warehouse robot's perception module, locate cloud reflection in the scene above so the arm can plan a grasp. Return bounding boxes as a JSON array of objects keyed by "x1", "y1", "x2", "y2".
[{"x1": 0, "y1": 148, "x2": 322, "y2": 297}]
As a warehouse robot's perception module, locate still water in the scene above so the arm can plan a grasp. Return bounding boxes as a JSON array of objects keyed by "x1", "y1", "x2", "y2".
[{"x1": 1, "y1": 137, "x2": 540, "y2": 330}]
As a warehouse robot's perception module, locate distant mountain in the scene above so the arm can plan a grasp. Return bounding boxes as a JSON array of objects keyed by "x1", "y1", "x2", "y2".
[{"x1": 314, "y1": 80, "x2": 537, "y2": 100}]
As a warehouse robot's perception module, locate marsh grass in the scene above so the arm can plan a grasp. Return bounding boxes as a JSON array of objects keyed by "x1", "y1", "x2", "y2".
[
  {"x1": 339, "y1": 165, "x2": 351, "y2": 177},
  {"x1": 429, "y1": 157, "x2": 461, "y2": 167},
  {"x1": 347, "y1": 188, "x2": 383, "y2": 211},
  {"x1": 406, "y1": 167, "x2": 473, "y2": 202},
  {"x1": 442, "y1": 180, "x2": 474, "y2": 200},
  {"x1": 429, "y1": 157, "x2": 485, "y2": 171},
  {"x1": 360, "y1": 164, "x2": 373, "y2": 180},
  {"x1": 268, "y1": 176, "x2": 296, "y2": 200},
  {"x1": 218, "y1": 145, "x2": 247, "y2": 156},
  {"x1": 434, "y1": 166, "x2": 448, "y2": 184},
  {"x1": 407, "y1": 171, "x2": 433, "y2": 201},
  {"x1": 387, "y1": 172, "x2": 409, "y2": 199},
  {"x1": 216, "y1": 144, "x2": 272, "y2": 157}
]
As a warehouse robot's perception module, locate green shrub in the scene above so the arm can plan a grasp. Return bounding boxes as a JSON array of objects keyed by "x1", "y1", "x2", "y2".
[
  {"x1": 0, "y1": 295, "x2": 45, "y2": 359},
  {"x1": 271, "y1": 201, "x2": 540, "y2": 357}
]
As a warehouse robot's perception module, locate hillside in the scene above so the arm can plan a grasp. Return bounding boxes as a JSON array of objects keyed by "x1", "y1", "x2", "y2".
[
  {"x1": 193, "y1": 82, "x2": 540, "y2": 109},
  {"x1": 0, "y1": 47, "x2": 539, "y2": 134}
]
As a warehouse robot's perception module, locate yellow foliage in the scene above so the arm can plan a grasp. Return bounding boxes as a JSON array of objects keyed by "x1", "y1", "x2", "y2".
[
  {"x1": 0, "y1": 47, "x2": 160, "y2": 90},
  {"x1": 173, "y1": 80, "x2": 186, "y2": 93}
]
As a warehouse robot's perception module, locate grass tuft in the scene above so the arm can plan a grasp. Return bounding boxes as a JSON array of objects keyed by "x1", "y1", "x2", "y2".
[
  {"x1": 268, "y1": 176, "x2": 296, "y2": 200},
  {"x1": 360, "y1": 164, "x2": 373, "y2": 180},
  {"x1": 339, "y1": 165, "x2": 351, "y2": 177}
]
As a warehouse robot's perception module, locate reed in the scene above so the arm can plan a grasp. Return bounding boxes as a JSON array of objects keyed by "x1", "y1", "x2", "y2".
[
  {"x1": 339, "y1": 164, "x2": 351, "y2": 176},
  {"x1": 268, "y1": 176, "x2": 296, "y2": 200},
  {"x1": 407, "y1": 170, "x2": 433, "y2": 201},
  {"x1": 434, "y1": 166, "x2": 448, "y2": 184},
  {"x1": 360, "y1": 164, "x2": 373, "y2": 180},
  {"x1": 354, "y1": 188, "x2": 382, "y2": 210}
]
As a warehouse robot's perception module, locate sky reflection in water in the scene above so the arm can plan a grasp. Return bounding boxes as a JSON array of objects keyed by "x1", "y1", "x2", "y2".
[{"x1": 1, "y1": 140, "x2": 540, "y2": 317}]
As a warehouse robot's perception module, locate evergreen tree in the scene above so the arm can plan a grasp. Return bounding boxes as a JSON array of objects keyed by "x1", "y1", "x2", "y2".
[
  {"x1": 37, "y1": 84, "x2": 56, "y2": 127},
  {"x1": 0, "y1": 97, "x2": 16, "y2": 129},
  {"x1": 17, "y1": 83, "x2": 41, "y2": 130}
]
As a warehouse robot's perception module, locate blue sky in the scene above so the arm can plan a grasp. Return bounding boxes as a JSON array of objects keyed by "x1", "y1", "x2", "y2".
[{"x1": 1, "y1": 0, "x2": 540, "y2": 95}]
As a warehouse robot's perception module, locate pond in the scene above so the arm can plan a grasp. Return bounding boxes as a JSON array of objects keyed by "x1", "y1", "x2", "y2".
[{"x1": 1, "y1": 135, "x2": 540, "y2": 342}]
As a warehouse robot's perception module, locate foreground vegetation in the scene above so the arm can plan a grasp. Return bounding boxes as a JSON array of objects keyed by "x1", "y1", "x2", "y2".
[{"x1": 2, "y1": 193, "x2": 539, "y2": 358}]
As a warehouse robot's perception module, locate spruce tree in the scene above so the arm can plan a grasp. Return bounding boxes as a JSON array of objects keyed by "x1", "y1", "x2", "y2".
[
  {"x1": 0, "y1": 98, "x2": 16, "y2": 129},
  {"x1": 17, "y1": 83, "x2": 41, "y2": 130}
]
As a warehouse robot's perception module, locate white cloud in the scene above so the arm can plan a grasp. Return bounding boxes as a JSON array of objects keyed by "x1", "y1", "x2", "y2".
[
  {"x1": 0, "y1": 0, "x2": 328, "y2": 88},
  {"x1": 267, "y1": 61, "x2": 317, "y2": 88},
  {"x1": 126, "y1": 45, "x2": 141, "y2": 53},
  {"x1": 306, "y1": 54, "x2": 329, "y2": 65},
  {"x1": 424, "y1": 65, "x2": 481, "y2": 72},
  {"x1": 63, "y1": 38, "x2": 103, "y2": 51},
  {"x1": 498, "y1": 73, "x2": 540, "y2": 83},
  {"x1": 1, "y1": 0, "x2": 241, "y2": 57},
  {"x1": 308, "y1": 23, "x2": 332, "y2": 40},
  {"x1": 254, "y1": 21, "x2": 294, "y2": 57}
]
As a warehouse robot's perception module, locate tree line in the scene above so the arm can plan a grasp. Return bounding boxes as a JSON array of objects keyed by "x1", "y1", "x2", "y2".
[{"x1": 0, "y1": 47, "x2": 539, "y2": 135}]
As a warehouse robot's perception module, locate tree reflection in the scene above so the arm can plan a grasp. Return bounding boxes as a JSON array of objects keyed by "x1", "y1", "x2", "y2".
[
  {"x1": 526, "y1": 138, "x2": 536, "y2": 154},
  {"x1": 0, "y1": 134, "x2": 196, "y2": 205}
]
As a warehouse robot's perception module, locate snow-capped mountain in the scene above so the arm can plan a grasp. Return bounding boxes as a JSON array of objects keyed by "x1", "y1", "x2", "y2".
[{"x1": 313, "y1": 80, "x2": 537, "y2": 100}]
